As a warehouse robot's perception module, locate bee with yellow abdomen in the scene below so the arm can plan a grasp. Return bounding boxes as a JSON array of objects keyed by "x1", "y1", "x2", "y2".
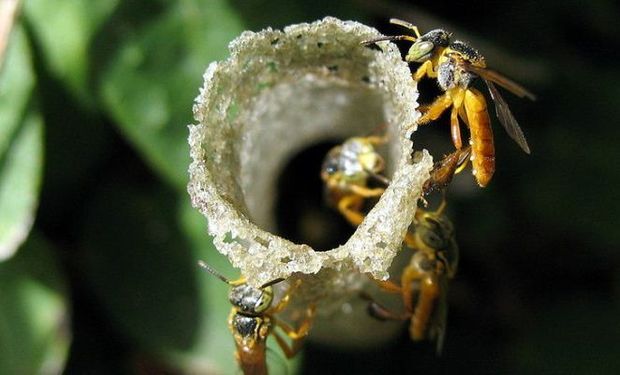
[
  {"x1": 363, "y1": 19, "x2": 535, "y2": 187},
  {"x1": 361, "y1": 200, "x2": 458, "y2": 354}
]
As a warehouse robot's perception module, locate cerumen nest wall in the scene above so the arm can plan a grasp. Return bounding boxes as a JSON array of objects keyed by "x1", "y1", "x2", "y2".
[{"x1": 188, "y1": 17, "x2": 432, "y2": 347}]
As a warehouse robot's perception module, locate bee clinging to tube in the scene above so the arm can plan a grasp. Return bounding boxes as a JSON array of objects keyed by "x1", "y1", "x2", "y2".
[
  {"x1": 361, "y1": 200, "x2": 458, "y2": 354},
  {"x1": 363, "y1": 19, "x2": 535, "y2": 187},
  {"x1": 198, "y1": 261, "x2": 315, "y2": 375}
]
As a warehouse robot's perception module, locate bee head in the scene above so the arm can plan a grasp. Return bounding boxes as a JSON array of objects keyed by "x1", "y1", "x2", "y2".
[
  {"x1": 406, "y1": 29, "x2": 451, "y2": 62},
  {"x1": 229, "y1": 284, "x2": 274, "y2": 315}
]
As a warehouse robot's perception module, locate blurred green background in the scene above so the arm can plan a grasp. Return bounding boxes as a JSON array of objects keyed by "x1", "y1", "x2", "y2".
[{"x1": 1, "y1": 0, "x2": 619, "y2": 374}]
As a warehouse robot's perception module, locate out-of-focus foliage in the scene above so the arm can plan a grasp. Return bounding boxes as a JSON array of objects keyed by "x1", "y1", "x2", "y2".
[
  {"x1": 0, "y1": 26, "x2": 43, "y2": 261},
  {"x1": 2, "y1": 0, "x2": 619, "y2": 374},
  {"x1": 0, "y1": 112, "x2": 43, "y2": 261},
  {"x1": 23, "y1": 0, "x2": 119, "y2": 104},
  {"x1": 0, "y1": 26, "x2": 33, "y2": 155},
  {"x1": 97, "y1": 0, "x2": 243, "y2": 189},
  {"x1": 0, "y1": 234, "x2": 70, "y2": 374}
]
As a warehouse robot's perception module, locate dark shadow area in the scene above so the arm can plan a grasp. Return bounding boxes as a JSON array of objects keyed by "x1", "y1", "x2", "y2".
[{"x1": 275, "y1": 141, "x2": 356, "y2": 251}]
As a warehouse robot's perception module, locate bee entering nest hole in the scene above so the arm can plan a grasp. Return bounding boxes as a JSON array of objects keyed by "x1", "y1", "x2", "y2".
[
  {"x1": 237, "y1": 83, "x2": 392, "y2": 237},
  {"x1": 274, "y1": 141, "x2": 353, "y2": 252},
  {"x1": 275, "y1": 138, "x2": 397, "y2": 252},
  {"x1": 273, "y1": 141, "x2": 346, "y2": 250}
]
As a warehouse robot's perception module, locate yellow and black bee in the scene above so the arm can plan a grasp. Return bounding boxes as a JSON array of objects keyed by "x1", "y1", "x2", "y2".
[
  {"x1": 198, "y1": 262, "x2": 315, "y2": 375},
  {"x1": 364, "y1": 19, "x2": 535, "y2": 187}
]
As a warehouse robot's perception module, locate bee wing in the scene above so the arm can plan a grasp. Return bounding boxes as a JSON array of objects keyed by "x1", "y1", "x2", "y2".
[
  {"x1": 485, "y1": 79, "x2": 531, "y2": 154},
  {"x1": 466, "y1": 65, "x2": 536, "y2": 101},
  {"x1": 266, "y1": 346, "x2": 289, "y2": 375},
  {"x1": 458, "y1": 62, "x2": 532, "y2": 153},
  {"x1": 260, "y1": 278, "x2": 286, "y2": 288},
  {"x1": 431, "y1": 278, "x2": 450, "y2": 356}
]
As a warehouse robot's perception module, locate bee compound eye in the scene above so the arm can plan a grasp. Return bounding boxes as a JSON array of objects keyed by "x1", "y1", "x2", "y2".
[{"x1": 407, "y1": 41, "x2": 435, "y2": 62}]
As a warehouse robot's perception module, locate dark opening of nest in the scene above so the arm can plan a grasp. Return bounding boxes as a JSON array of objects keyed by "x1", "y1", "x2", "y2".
[{"x1": 274, "y1": 141, "x2": 355, "y2": 251}]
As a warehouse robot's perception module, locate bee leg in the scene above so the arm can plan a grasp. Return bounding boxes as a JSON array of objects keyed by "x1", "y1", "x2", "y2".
[
  {"x1": 410, "y1": 277, "x2": 441, "y2": 341},
  {"x1": 348, "y1": 184, "x2": 385, "y2": 198},
  {"x1": 454, "y1": 147, "x2": 471, "y2": 174},
  {"x1": 404, "y1": 231, "x2": 421, "y2": 250},
  {"x1": 450, "y1": 89, "x2": 466, "y2": 149},
  {"x1": 458, "y1": 104, "x2": 469, "y2": 127},
  {"x1": 360, "y1": 292, "x2": 410, "y2": 321},
  {"x1": 365, "y1": 134, "x2": 389, "y2": 146},
  {"x1": 337, "y1": 194, "x2": 366, "y2": 226},
  {"x1": 450, "y1": 104, "x2": 463, "y2": 149},
  {"x1": 417, "y1": 92, "x2": 453, "y2": 126},
  {"x1": 413, "y1": 60, "x2": 435, "y2": 81},
  {"x1": 270, "y1": 279, "x2": 303, "y2": 314},
  {"x1": 417, "y1": 103, "x2": 430, "y2": 112},
  {"x1": 373, "y1": 279, "x2": 403, "y2": 294},
  {"x1": 434, "y1": 194, "x2": 447, "y2": 215},
  {"x1": 272, "y1": 306, "x2": 316, "y2": 358},
  {"x1": 401, "y1": 266, "x2": 424, "y2": 313}
]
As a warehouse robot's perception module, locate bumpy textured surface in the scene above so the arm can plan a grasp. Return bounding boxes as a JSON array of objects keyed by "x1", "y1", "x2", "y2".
[{"x1": 188, "y1": 17, "x2": 432, "y2": 343}]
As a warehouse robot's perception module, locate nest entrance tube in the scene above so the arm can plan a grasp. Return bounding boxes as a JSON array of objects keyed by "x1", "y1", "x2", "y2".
[{"x1": 188, "y1": 18, "x2": 433, "y2": 337}]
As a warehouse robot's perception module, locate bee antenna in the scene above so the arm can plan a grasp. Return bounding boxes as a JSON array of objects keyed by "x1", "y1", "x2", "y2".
[
  {"x1": 260, "y1": 278, "x2": 286, "y2": 289},
  {"x1": 198, "y1": 260, "x2": 231, "y2": 285},
  {"x1": 435, "y1": 192, "x2": 448, "y2": 215},
  {"x1": 369, "y1": 171, "x2": 391, "y2": 186}
]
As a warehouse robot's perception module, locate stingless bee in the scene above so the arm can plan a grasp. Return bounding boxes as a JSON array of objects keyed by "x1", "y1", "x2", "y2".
[
  {"x1": 198, "y1": 261, "x2": 315, "y2": 375},
  {"x1": 320, "y1": 134, "x2": 389, "y2": 226},
  {"x1": 363, "y1": 19, "x2": 535, "y2": 187},
  {"x1": 361, "y1": 200, "x2": 458, "y2": 354}
]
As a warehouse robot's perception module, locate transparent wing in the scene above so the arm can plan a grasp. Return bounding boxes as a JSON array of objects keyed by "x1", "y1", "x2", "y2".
[
  {"x1": 266, "y1": 346, "x2": 290, "y2": 375},
  {"x1": 466, "y1": 65, "x2": 536, "y2": 101},
  {"x1": 430, "y1": 277, "x2": 450, "y2": 356},
  {"x1": 485, "y1": 80, "x2": 531, "y2": 154}
]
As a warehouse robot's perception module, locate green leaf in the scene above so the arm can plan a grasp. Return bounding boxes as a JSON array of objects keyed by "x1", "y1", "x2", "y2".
[
  {"x1": 0, "y1": 24, "x2": 43, "y2": 261},
  {"x1": 23, "y1": 0, "x2": 119, "y2": 103},
  {"x1": 0, "y1": 111, "x2": 44, "y2": 261},
  {"x1": 79, "y1": 179, "x2": 240, "y2": 373},
  {"x1": 78, "y1": 178, "x2": 298, "y2": 373},
  {"x1": 98, "y1": 0, "x2": 244, "y2": 189},
  {"x1": 80, "y1": 182, "x2": 201, "y2": 353},
  {"x1": 0, "y1": 234, "x2": 71, "y2": 374},
  {"x1": 174, "y1": 199, "x2": 238, "y2": 373},
  {"x1": 0, "y1": 25, "x2": 35, "y2": 163}
]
